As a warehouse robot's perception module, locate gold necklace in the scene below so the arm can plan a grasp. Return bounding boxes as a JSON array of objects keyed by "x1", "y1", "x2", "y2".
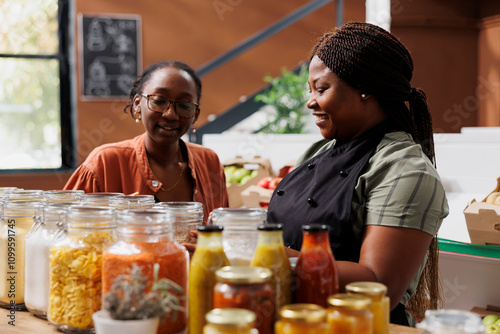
[{"x1": 160, "y1": 148, "x2": 186, "y2": 191}]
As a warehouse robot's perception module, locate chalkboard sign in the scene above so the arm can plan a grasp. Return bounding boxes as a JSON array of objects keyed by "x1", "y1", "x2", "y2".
[{"x1": 78, "y1": 14, "x2": 142, "y2": 99}]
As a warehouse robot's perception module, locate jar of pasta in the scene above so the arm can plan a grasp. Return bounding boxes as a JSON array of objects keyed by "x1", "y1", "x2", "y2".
[
  {"x1": 275, "y1": 303, "x2": 330, "y2": 334},
  {"x1": 326, "y1": 293, "x2": 373, "y2": 334},
  {"x1": 48, "y1": 206, "x2": 117, "y2": 332},
  {"x1": 43, "y1": 190, "x2": 84, "y2": 203},
  {"x1": 109, "y1": 194, "x2": 155, "y2": 211},
  {"x1": 214, "y1": 266, "x2": 274, "y2": 334},
  {"x1": 25, "y1": 202, "x2": 73, "y2": 319},
  {"x1": 102, "y1": 209, "x2": 188, "y2": 334},
  {"x1": 81, "y1": 192, "x2": 124, "y2": 206},
  {"x1": 0, "y1": 199, "x2": 44, "y2": 310},
  {"x1": 203, "y1": 308, "x2": 258, "y2": 334},
  {"x1": 345, "y1": 281, "x2": 390, "y2": 334},
  {"x1": 154, "y1": 201, "x2": 204, "y2": 244}
]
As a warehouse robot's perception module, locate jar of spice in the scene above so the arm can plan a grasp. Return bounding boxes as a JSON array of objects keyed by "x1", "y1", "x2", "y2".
[
  {"x1": 209, "y1": 208, "x2": 267, "y2": 265},
  {"x1": 326, "y1": 293, "x2": 374, "y2": 334},
  {"x1": 0, "y1": 199, "x2": 44, "y2": 310},
  {"x1": 214, "y1": 266, "x2": 274, "y2": 334},
  {"x1": 109, "y1": 194, "x2": 155, "y2": 211},
  {"x1": 203, "y1": 308, "x2": 258, "y2": 334},
  {"x1": 345, "y1": 281, "x2": 390, "y2": 334},
  {"x1": 81, "y1": 192, "x2": 124, "y2": 206},
  {"x1": 154, "y1": 201, "x2": 204, "y2": 244},
  {"x1": 25, "y1": 202, "x2": 73, "y2": 319},
  {"x1": 48, "y1": 206, "x2": 117, "y2": 332},
  {"x1": 275, "y1": 303, "x2": 330, "y2": 334},
  {"x1": 43, "y1": 190, "x2": 84, "y2": 203},
  {"x1": 102, "y1": 209, "x2": 189, "y2": 334}
]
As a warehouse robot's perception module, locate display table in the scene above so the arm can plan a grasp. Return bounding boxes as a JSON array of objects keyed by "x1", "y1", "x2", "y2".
[{"x1": 0, "y1": 308, "x2": 425, "y2": 333}]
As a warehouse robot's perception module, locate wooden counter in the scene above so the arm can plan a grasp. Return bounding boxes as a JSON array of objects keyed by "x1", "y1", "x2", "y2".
[{"x1": 0, "y1": 307, "x2": 425, "y2": 333}]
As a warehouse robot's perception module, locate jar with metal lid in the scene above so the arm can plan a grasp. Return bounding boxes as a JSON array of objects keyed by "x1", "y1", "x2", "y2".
[
  {"x1": 7, "y1": 189, "x2": 45, "y2": 201},
  {"x1": 102, "y1": 209, "x2": 188, "y2": 334},
  {"x1": 109, "y1": 194, "x2": 155, "y2": 211},
  {"x1": 250, "y1": 223, "x2": 292, "y2": 319},
  {"x1": 214, "y1": 266, "x2": 274, "y2": 334},
  {"x1": 345, "y1": 281, "x2": 390, "y2": 334},
  {"x1": 209, "y1": 208, "x2": 267, "y2": 265},
  {"x1": 48, "y1": 206, "x2": 117, "y2": 332},
  {"x1": 81, "y1": 192, "x2": 124, "y2": 206},
  {"x1": 203, "y1": 308, "x2": 258, "y2": 334},
  {"x1": 25, "y1": 202, "x2": 74, "y2": 319},
  {"x1": 44, "y1": 190, "x2": 84, "y2": 203},
  {"x1": 154, "y1": 201, "x2": 204, "y2": 244},
  {"x1": 275, "y1": 303, "x2": 330, "y2": 334},
  {"x1": 0, "y1": 199, "x2": 43, "y2": 310},
  {"x1": 326, "y1": 293, "x2": 374, "y2": 334},
  {"x1": 416, "y1": 309, "x2": 485, "y2": 334}
]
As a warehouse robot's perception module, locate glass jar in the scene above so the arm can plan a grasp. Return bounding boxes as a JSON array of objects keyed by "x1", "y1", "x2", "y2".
[
  {"x1": 25, "y1": 203, "x2": 73, "y2": 319},
  {"x1": 0, "y1": 199, "x2": 43, "y2": 310},
  {"x1": 416, "y1": 309, "x2": 485, "y2": 334},
  {"x1": 102, "y1": 209, "x2": 188, "y2": 334},
  {"x1": 81, "y1": 192, "x2": 124, "y2": 206},
  {"x1": 44, "y1": 190, "x2": 84, "y2": 203},
  {"x1": 295, "y1": 224, "x2": 338, "y2": 307},
  {"x1": 214, "y1": 266, "x2": 274, "y2": 334},
  {"x1": 189, "y1": 225, "x2": 230, "y2": 334},
  {"x1": 109, "y1": 194, "x2": 155, "y2": 211},
  {"x1": 275, "y1": 303, "x2": 330, "y2": 334},
  {"x1": 250, "y1": 223, "x2": 292, "y2": 319},
  {"x1": 48, "y1": 206, "x2": 117, "y2": 333},
  {"x1": 345, "y1": 281, "x2": 390, "y2": 334},
  {"x1": 326, "y1": 293, "x2": 374, "y2": 334},
  {"x1": 208, "y1": 208, "x2": 267, "y2": 265},
  {"x1": 204, "y1": 308, "x2": 258, "y2": 334},
  {"x1": 154, "y1": 201, "x2": 204, "y2": 244},
  {"x1": 7, "y1": 189, "x2": 45, "y2": 201},
  {"x1": 0, "y1": 187, "x2": 19, "y2": 196}
]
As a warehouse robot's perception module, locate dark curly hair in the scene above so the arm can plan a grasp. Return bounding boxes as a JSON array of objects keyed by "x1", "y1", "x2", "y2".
[{"x1": 123, "y1": 61, "x2": 202, "y2": 117}]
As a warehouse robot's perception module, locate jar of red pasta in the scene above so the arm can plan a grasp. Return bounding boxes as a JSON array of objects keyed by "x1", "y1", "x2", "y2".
[
  {"x1": 102, "y1": 209, "x2": 189, "y2": 334},
  {"x1": 214, "y1": 266, "x2": 274, "y2": 334}
]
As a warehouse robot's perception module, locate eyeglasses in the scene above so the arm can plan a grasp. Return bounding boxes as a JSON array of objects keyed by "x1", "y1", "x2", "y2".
[{"x1": 141, "y1": 94, "x2": 199, "y2": 118}]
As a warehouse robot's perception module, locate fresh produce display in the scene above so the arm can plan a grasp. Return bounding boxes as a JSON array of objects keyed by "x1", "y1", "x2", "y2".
[
  {"x1": 483, "y1": 314, "x2": 500, "y2": 334},
  {"x1": 224, "y1": 165, "x2": 259, "y2": 185},
  {"x1": 256, "y1": 176, "x2": 283, "y2": 190}
]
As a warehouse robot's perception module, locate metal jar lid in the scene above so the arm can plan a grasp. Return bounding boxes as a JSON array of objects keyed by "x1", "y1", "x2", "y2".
[{"x1": 215, "y1": 266, "x2": 272, "y2": 284}]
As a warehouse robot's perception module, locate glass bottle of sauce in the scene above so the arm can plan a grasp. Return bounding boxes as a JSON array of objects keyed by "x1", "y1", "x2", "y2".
[
  {"x1": 214, "y1": 266, "x2": 274, "y2": 334},
  {"x1": 345, "y1": 281, "x2": 390, "y2": 334},
  {"x1": 189, "y1": 225, "x2": 230, "y2": 334},
  {"x1": 294, "y1": 224, "x2": 338, "y2": 307},
  {"x1": 203, "y1": 308, "x2": 258, "y2": 334},
  {"x1": 250, "y1": 223, "x2": 291, "y2": 319},
  {"x1": 326, "y1": 293, "x2": 374, "y2": 334},
  {"x1": 102, "y1": 209, "x2": 189, "y2": 334},
  {"x1": 275, "y1": 303, "x2": 330, "y2": 334}
]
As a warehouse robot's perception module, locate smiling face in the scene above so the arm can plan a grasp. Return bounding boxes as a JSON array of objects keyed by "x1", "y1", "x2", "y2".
[
  {"x1": 307, "y1": 55, "x2": 386, "y2": 141},
  {"x1": 134, "y1": 66, "x2": 200, "y2": 146}
]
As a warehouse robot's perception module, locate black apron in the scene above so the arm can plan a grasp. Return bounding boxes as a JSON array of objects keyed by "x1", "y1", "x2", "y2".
[{"x1": 267, "y1": 121, "x2": 409, "y2": 326}]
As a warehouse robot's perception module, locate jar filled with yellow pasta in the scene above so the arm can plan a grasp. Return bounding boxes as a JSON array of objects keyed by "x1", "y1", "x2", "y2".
[
  {"x1": 48, "y1": 206, "x2": 117, "y2": 333},
  {"x1": 326, "y1": 293, "x2": 373, "y2": 334}
]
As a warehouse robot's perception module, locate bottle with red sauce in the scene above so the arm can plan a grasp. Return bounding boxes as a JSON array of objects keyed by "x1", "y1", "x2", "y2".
[{"x1": 294, "y1": 224, "x2": 339, "y2": 307}]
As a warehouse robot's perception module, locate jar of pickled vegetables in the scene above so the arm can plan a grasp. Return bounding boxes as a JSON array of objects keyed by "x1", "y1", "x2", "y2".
[
  {"x1": 326, "y1": 293, "x2": 373, "y2": 334},
  {"x1": 43, "y1": 190, "x2": 84, "y2": 203},
  {"x1": 209, "y1": 208, "x2": 267, "y2": 265},
  {"x1": 0, "y1": 199, "x2": 44, "y2": 310},
  {"x1": 108, "y1": 194, "x2": 155, "y2": 211},
  {"x1": 214, "y1": 266, "x2": 274, "y2": 334},
  {"x1": 102, "y1": 209, "x2": 188, "y2": 334},
  {"x1": 250, "y1": 223, "x2": 291, "y2": 319},
  {"x1": 275, "y1": 303, "x2": 330, "y2": 334},
  {"x1": 25, "y1": 202, "x2": 73, "y2": 319},
  {"x1": 416, "y1": 309, "x2": 485, "y2": 334},
  {"x1": 48, "y1": 206, "x2": 117, "y2": 333},
  {"x1": 154, "y1": 201, "x2": 203, "y2": 244},
  {"x1": 81, "y1": 192, "x2": 124, "y2": 206},
  {"x1": 345, "y1": 281, "x2": 390, "y2": 334},
  {"x1": 203, "y1": 308, "x2": 258, "y2": 334}
]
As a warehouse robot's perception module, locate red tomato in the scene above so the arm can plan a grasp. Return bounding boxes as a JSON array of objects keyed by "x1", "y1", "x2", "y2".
[
  {"x1": 287, "y1": 165, "x2": 294, "y2": 174},
  {"x1": 268, "y1": 177, "x2": 283, "y2": 190},
  {"x1": 256, "y1": 176, "x2": 273, "y2": 189}
]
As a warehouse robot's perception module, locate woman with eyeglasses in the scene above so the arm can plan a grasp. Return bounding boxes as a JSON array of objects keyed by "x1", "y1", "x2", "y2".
[{"x1": 64, "y1": 61, "x2": 228, "y2": 221}]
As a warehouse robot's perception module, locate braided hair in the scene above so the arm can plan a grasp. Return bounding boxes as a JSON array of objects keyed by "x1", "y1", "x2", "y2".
[
  {"x1": 311, "y1": 22, "x2": 435, "y2": 166},
  {"x1": 311, "y1": 22, "x2": 440, "y2": 321},
  {"x1": 123, "y1": 60, "x2": 202, "y2": 118}
]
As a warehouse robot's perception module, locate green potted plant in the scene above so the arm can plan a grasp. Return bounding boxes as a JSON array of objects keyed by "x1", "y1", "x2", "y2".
[
  {"x1": 92, "y1": 263, "x2": 184, "y2": 334},
  {"x1": 254, "y1": 63, "x2": 309, "y2": 134}
]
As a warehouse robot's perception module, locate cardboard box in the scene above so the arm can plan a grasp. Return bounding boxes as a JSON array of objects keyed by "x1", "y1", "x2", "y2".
[
  {"x1": 224, "y1": 156, "x2": 274, "y2": 208},
  {"x1": 464, "y1": 178, "x2": 500, "y2": 246},
  {"x1": 241, "y1": 185, "x2": 274, "y2": 209}
]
